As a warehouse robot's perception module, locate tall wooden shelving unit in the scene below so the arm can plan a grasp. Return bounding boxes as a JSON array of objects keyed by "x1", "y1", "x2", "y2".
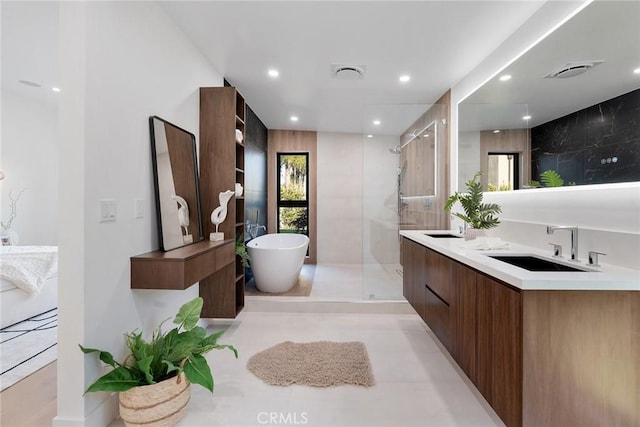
[{"x1": 199, "y1": 87, "x2": 245, "y2": 318}]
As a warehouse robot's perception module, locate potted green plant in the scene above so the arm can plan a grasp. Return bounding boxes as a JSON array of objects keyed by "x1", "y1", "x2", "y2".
[
  {"x1": 80, "y1": 297, "x2": 237, "y2": 426},
  {"x1": 445, "y1": 171, "x2": 501, "y2": 240}
]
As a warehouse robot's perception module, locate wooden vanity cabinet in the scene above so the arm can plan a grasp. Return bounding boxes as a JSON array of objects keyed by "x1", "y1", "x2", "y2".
[
  {"x1": 475, "y1": 273, "x2": 522, "y2": 427},
  {"x1": 403, "y1": 236, "x2": 639, "y2": 427},
  {"x1": 401, "y1": 238, "x2": 426, "y2": 320},
  {"x1": 452, "y1": 261, "x2": 523, "y2": 427},
  {"x1": 451, "y1": 260, "x2": 477, "y2": 383},
  {"x1": 403, "y1": 237, "x2": 522, "y2": 427},
  {"x1": 402, "y1": 238, "x2": 453, "y2": 350},
  {"x1": 424, "y1": 247, "x2": 453, "y2": 351}
]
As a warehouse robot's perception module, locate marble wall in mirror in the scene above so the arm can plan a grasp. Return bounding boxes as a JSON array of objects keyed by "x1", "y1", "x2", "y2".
[
  {"x1": 458, "y1": 0, "x2": 640, "y2": 192},
  {"x1": 149, "y1": 116, "x2": 203, "y2": 251}
]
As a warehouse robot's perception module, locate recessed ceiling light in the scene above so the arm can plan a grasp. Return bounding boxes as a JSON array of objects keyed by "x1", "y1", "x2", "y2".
[
  {"x1": 290, "y1": 116, "x2": 298, "y2": 122},
  {"x1": 373, "y1": 120, "x2": 381, "y2": 126},
  {"x1": 493, "y1": 129, "x2": 501, "y2": 133},
  {"x1": 499, "y1": 74, "x2": 512, "y2": 82},
  {"x1": 399, "y1": 75, "x2": 410, "y2": 83},
  {"x1": 367, "y1": 134, "x2": 373, "y2": 138},
  {"x1": 52, "y1": 87, "x2": 61, "y2": 93},
  {"x1": 634, "y1": 67, "x2": 640, "y2": 75},
  {"x1": 268, "y1": 69, "x2": 279, "y2": 78},
  {"x1": 523, "y1": 115, "x2": 531, "y2": 121}
]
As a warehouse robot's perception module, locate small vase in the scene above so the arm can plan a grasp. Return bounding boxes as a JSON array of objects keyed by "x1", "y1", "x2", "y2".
[
  {"x1": 0, "y1": 229, "x2": 18, "y2": 245},
  {"x1": 464, "y1": 228, "x2": 486, "y2": 241}
]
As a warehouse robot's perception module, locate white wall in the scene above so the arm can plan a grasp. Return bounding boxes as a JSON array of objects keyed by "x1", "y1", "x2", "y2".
[
  {"x1": 56, "y1": 2, "x2": 223, "y2": 425},
  {"x1": 484, "y1": 183, "x2": 640, "y2": 270},
  {"x1": 450, "y1": 0, "x2": 640, "y2": 270},
  {"x1": 457, "y1": 130, "x2": 480, "y2": 187},
  {"x1": 1, "y1": 90, "x2": 58, "y2": 245},
  {"x1": 317, "y1": 132, "x2": 363, "y2": 264}
]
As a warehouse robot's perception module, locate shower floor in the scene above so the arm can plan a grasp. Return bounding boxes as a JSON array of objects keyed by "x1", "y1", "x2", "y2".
[{"x1": 246, "y1": 263, "x2": 404, "y2": 301}]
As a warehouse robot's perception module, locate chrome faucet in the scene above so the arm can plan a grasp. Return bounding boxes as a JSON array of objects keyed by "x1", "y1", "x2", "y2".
[
  {"x1": 547, "y1": 225, "x2": 579, "y2": 262},
  {"x1": 245, "y1": 220, "x2": 266, "y2": 239}
]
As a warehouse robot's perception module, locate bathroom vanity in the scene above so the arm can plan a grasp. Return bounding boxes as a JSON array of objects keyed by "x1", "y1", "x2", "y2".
[{"x1": 401, "y1": 231, "x2": 640, "y2": 427}]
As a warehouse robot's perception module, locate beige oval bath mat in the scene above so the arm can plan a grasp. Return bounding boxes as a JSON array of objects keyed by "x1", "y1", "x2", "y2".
[{"x1": 247, "y1": 341, "x2": 375, "y2": 387}]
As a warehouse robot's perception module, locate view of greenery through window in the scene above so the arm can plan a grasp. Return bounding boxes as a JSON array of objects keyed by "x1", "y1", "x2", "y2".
[{"x1": 278, "y1": 154, "x2": 308, "y2": 234}]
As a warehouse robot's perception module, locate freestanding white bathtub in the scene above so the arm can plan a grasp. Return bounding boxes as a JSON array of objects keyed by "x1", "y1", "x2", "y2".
[{"x1": 246, "y1": 233, "x2": 309, "y2": 293}]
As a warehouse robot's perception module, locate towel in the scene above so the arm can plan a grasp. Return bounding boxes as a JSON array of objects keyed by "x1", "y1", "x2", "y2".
[
  {"x1": 459, "y1": 237, "x2": 510, "y2": 250},
  {"x1": 235, "y1": 129, "x2": 243, "y2": 143},
  {"x1": 0, "y1": 246, "x2": 58, "y2": 295}
]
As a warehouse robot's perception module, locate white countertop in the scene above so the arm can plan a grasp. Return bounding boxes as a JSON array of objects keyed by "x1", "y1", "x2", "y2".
[{"x1": 400, "y1": 230, "x2": 640, "y2": 291}]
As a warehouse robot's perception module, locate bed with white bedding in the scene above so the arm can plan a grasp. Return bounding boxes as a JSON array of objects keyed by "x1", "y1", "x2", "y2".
[{"x1": 0, "y1": 246, "x2": 58, "y2": 329}]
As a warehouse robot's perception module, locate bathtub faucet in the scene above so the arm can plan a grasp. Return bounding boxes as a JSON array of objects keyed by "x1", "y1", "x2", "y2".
[{"x1": 246, "y1": 220, "x2": 266, "y2": 239}]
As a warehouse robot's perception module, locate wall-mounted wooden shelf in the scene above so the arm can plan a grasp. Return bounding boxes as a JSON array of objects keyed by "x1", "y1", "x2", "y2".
[{"x1": 130, "y1": 239, "x2": 234, "y2": 290}]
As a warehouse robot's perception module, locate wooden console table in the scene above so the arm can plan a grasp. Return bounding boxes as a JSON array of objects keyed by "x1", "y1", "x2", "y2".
[{"x1": 130, "y1": 239, "x2": 234, "y2": 290}]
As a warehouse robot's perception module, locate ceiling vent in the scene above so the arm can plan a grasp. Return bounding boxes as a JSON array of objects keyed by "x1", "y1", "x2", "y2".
[
  {"x1": 544, "y1": 60, "x2": 604, "y2": 79},
  {"x1": 18, "y1": 79, "x2": 41, "y2": 87},
  {"x1": 331, "y1": 64, "x2": 366, "y2": 80}
]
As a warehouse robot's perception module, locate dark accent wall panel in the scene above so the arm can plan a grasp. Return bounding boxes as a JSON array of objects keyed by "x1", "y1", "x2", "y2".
[
  {"x1": 244, "y1": 106, "x2": 268, "y2": 233},
  {"x1": 531, "y1": 88, "x2": 640, "y2": 185}
]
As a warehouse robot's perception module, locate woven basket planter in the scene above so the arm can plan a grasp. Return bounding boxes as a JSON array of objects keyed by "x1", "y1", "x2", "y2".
[{"x1": 119, "y1": 373, "x2": 191, "y2": 427}]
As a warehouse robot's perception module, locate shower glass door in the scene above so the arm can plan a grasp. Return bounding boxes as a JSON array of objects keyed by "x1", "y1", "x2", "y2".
[
  {"x1": 362, "y1": 134, "x2": 403, "y2": 300},
  {"x1": 361, "y1": 104, "x2": 429, "y2": 301}
]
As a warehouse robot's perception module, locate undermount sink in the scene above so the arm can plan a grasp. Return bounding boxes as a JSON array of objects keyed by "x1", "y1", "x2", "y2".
[
  {"x1": 425, "y1": 233, "x2": 462, "y2": 239},
  {"x1": 488, "y1": 255, "x2": 592, "y2": 272}
]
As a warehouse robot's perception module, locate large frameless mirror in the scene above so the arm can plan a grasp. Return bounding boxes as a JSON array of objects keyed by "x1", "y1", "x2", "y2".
[
  {"x1": 458, "y1": 0, "x2": 640, "y2": 192},
  {"x1": 149, "y1": 116, "x2": 204, "y2": 251}
]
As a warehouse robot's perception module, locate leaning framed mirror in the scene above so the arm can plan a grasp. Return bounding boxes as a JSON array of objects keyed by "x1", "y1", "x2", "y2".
[{"x1": 149, "y1": 116, "x2": 204, "y2": 251}]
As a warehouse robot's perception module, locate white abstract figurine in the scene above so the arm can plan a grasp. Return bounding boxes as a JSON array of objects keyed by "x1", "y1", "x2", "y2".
[
  {"x1": 210, "y1": 190, "x2": 235, "y2": 241},
  {"x1": 171, "y1": 195, "x2": 192, "y2": 244}
]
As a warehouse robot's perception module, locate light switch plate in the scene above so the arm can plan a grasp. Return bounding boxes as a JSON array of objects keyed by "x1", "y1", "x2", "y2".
[
  {"x1": 135, "y1": 199, "x2": 144, "y2": 219},
  {"x1": 100, "y1": 199, "x2": 117, "y2": 222}
]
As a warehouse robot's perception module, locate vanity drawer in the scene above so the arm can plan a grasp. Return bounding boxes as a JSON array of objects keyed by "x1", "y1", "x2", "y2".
[
  {"x1": 425, "y1": 284, "x2": 452, "y2": 351},
  {"x1": 216, "y1": 241, "x2": 235, "y2": 270}
]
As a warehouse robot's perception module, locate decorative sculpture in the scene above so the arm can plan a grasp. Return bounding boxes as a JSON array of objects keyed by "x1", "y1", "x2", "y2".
[
  {"x1": 171, "y1": 195, "x2": 192, "y2": 244},
  {"x1": 210, "y1": 190, "x2": 235, "y2": 241}
]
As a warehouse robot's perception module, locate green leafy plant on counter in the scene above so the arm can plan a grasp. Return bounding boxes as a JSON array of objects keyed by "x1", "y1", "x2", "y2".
[
  {"x1": 236, "y1": 233, "x2": 250, "y2": 267},
  {"x1": 79, "y1": 297, "x2": 237, "y2": 393},
  {"x1": 445, "y1": 171, "x2": 501, "y2": 229}
]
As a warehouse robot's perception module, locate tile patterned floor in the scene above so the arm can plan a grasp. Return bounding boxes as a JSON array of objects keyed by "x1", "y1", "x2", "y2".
[{"x1": 111, "y1": 311, "x2": 504, "y2": 427}]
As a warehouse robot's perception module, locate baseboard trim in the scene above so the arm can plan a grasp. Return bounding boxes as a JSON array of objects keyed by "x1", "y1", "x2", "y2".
[{"x1": 53, "y1": 393, "x2": 118, "y2": 427}]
